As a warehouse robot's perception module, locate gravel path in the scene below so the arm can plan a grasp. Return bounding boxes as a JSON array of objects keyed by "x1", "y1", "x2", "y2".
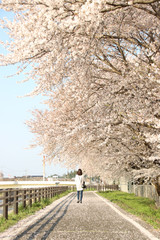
[{"x1": 0, "y1": 191, "x2": 160, "y2": 240}]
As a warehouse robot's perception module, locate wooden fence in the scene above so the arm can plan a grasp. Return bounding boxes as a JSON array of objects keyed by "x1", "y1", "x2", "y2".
[
  {"x1": 0, "y1": 186, "x2": 73, "y2": 220},
  {"x1": 0, "y1": 184, "x2": 119, "y2": 220},
  {"x1": 98, "y1": 184, "x2": 119, "y2": 191},
  {"x1": 86, "y1": 184, "x2": 119, "y2": 191}
]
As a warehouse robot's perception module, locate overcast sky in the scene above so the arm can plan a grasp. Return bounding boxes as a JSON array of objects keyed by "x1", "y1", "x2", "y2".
[{"x1": 0, "y1": 9, "x2": 68, "y2": 178}]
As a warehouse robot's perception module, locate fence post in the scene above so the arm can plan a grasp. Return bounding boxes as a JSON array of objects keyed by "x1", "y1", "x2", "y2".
[
  {"x1": 13, "y1": 190, "x2": 18, "y2": 215},
  {"x1": 22, "y1": 189, "x2": 26, "y2": 208},
  {"x1": 49, "y1": 187, "x2": 51, "y2": 198},
  {"x1": 49, "y1": 187, "x2": 52, "y2": 198},
  {"x1": 48, "y1": 187, "x2": 50, "y2": 198},
  {"x1": 53, "y1": 187, "x2": 55, "y2": 197},
  {"x1": 29, "y1": 189, "x2": 32, "y2": 207},
  {"x1": 45, "y1": 188, "x2": 47, "y2": 199},
  {"x1": 38, "y1": 188, "x2": 41, "y2": 202},
  {"x1": 3, "y1": 190, "x2": 8, "y2": 219},
  {"x1": 42, "y1": 188, "x2": 44, "y2": 199},
  {"x1": 53, "y1": 187, "x2": 56, "y2": 197},
  {"x1": 33, "y1": 189, "x2": 35, "y2": 203},
  {"x1": 51, "y1": 187, "x2": 53, "y2": 198},
  {"x1": 46, "y1": 187, "x2": 48, "y2": 198}
]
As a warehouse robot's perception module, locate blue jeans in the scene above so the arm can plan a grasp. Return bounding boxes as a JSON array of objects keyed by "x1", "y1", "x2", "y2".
[{"x1": 77, "y1": 190, "x2": 83, "y2": 202}]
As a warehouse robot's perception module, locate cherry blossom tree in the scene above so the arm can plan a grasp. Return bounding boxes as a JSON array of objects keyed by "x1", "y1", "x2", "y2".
[{"x1": 0, "y1": 0, "x2": 160, "y2": 192}]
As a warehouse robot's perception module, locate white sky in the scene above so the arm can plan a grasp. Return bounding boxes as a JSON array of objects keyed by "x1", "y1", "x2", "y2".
[{"x1": 0, "y1": 9, "x2": 68, "y2": 178}]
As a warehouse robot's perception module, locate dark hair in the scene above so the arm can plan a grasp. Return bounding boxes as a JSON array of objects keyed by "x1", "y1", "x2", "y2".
[{"x1": 77, "y1": 169, "x2": 82, "y2": 176}]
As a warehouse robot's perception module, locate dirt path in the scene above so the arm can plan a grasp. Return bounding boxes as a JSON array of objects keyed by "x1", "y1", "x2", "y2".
[{"x1": 0, "y1": 191, "x2": 159, "y2": 240}]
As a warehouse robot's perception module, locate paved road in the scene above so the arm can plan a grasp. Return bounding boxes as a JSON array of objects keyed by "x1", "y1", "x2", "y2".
[{"x1": 0, "y1": 192, "x2": 160, "y2": 240}]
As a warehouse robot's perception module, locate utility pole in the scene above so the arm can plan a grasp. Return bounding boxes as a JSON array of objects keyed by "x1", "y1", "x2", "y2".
[{"x1": 43, "y1": 156, "x2": 46, "y2": 181}]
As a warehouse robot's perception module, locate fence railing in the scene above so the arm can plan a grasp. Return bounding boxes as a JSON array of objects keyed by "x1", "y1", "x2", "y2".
[
  {"x1": 86, "y1": 184, "x2": 119, "y2": 191},
  {"x1": 0, "y1": 184, "x2": 120, "y2": 220},
  {"x1": 0, "y1": 186, "x2": 74, "y2": 219},
  {"x1": 98, "y1": 184, "x2": 119, "y2": 191}
]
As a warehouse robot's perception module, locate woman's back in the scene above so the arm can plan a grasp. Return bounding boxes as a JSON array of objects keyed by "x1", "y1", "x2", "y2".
[
  {"x1": 75, "y1": 169, "x2": 84, "y2": 203},
  {"x1": 75, "y1": 174, "x2": 84, "y2": 191}
]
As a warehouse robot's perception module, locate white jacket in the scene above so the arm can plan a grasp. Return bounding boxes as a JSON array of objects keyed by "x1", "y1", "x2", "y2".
[{"x1": 75, "y1": 174, "x2": 84, "y2": 191}]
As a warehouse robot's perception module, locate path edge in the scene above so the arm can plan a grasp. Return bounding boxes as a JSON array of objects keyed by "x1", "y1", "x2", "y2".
[{"x1": 94, "y1": 192, "x2": 160, "y2": 240}]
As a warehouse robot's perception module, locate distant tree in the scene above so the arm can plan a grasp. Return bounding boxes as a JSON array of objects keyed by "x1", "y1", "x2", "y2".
[{"x1": 64, "y1": 170, "x2": 77, "y2": 179}]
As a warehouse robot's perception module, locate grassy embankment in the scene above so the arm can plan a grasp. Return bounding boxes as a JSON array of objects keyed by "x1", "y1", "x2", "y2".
[
  {"x1": 98, "y1": 191, "x2": 160, "y2": 229},
  {"x1": 0, "y1": 190, "x2": 71, "y2": 232}
]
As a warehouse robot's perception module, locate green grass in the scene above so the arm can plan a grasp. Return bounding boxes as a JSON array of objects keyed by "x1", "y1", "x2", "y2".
[
  {"x1": 0, "y1": 190, "x2": 71, "y2": 232},
  {"x1": 98, "y1": 191, "x2": 160, "y2": 229}
]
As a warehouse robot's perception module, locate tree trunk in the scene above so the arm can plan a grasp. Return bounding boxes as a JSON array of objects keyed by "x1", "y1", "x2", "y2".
[{"x1": 152, "y1": 176, "x2": 160, "y2": 196}]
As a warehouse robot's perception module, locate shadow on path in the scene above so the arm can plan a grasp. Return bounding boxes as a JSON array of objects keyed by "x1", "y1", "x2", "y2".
[{"x1": 13, "y1": 193, "x2": 76, "y2": 240}]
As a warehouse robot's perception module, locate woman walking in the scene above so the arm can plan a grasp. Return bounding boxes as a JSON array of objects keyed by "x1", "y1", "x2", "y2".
[{"x1": 75, "y1": 169, "x2": 84, "y2": 203}]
